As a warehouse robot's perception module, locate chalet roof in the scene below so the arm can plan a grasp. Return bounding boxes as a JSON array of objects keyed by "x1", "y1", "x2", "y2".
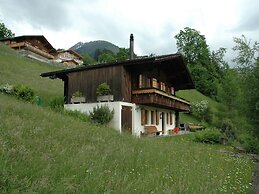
[
  {"x1": 41, "y1": 53, "x2": 195, "y2": 90},
  {"x1": 0, "y1": 35, "x2": 56, "y2": 53},
  {"x1": 54, "y1": 49, "x2": 83, "y2": 59}
]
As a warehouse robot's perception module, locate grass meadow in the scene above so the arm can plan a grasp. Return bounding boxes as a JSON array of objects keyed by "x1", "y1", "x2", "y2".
[
  {"x1": 0, "y1": 94, "x2": 255, "y2": 193},
  {"x1": 0, "y1": 43, "x2": 256, "y2": 193}
]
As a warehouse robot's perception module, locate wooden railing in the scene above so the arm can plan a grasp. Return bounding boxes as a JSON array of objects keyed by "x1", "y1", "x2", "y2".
[{"x1": 132, "y1": 88, "x2": 191, "y2": 112}]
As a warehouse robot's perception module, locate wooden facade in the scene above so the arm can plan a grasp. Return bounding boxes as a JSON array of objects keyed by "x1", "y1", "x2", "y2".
[{"x1": 41, "y1": 54, "x2": 195, "y2": 112}]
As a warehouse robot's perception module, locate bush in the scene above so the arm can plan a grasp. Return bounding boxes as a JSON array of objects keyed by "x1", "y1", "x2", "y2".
[
  {"x1": 96, "y1": 82, "x2": 112, "y2": 96},
  {"x1": 194, "y1": 129, "x2": 222, "y2": 144},
  {"x1": 13, "y1": 84, "x2": 34, "y2": 102},
  {"x1": 89, "y1": 105, "x2": 114, "y2": 125},
  {"x1": 238, "y1": 133, "x2": 259, "y2": 154},
  {"x1": 0, "y1": 83, "x2": 13, "y2": 95},
  {"x1": 191, "y1": 100, "x2": 212, "y2": 122},
  {"x1": 218, "y1": 119, "x2": 236, "y2": 140},
  {"x1": 49, "y1": 96, "x2": 64, "y2": 112}
]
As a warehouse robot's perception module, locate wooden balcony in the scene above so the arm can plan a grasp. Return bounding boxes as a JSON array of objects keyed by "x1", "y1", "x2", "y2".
[{"x1": 132, "y1": 88, "x2": 191, "y2": 112}]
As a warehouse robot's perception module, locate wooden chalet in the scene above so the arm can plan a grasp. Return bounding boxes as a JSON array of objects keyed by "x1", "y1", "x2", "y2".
[
  {"x1": 0, "y1": 35, "x2": 56, "y2": 62},
  {"x1": 41, "y1": 53, "x2": 195, "y2": 136},
  {"x1": 53, "y1": 50, "x2": 83, "y2": 68}
]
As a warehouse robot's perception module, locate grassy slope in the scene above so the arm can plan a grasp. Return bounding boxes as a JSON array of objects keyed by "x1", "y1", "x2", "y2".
[
  {"x1": 0, "y1": 44, "x2": 255, "y2": 193},
  {"x1": 0, "y1": 94, "x2": 254, "y2": 193},
  {"x1": 0, "y1": 43, "x2": 63, "y2": 105},
  {"x1": 177, "y1": 89, "x2": 223, "y2": 125}
]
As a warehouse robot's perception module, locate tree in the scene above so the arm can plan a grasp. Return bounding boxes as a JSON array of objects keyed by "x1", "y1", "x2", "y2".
[
  {"x1": 233, "y1": 35, "x2": 259, "y2": 68},
  {"x1": 81, "y1": 53, "x2": 96, "y2": 66},
  {"x1": 174, "y1": 27, "x2": 210, "y2": 65},
  {"x1": 0, "y1": 21, "x2": 14, "y2": 39},
  {"x1": 116, "y1": 48, "x2": 129, "y2": 61},
  {"x1": 242, "y1": 59, "x2": 259, "y2": 131},
  {"x1": 217, "y1": 69, "x2": 241, "y2": 111},
  {"x1": 174, "y1": 27, "x2": 224, "y2": 98},
  {"x1": 98, "y1": 50, "x2": 116, "y2": 63}
]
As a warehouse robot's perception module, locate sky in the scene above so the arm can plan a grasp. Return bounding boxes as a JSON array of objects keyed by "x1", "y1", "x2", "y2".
[{"x1": 0, "y1": 0, "x2": 258, "y2": 63}]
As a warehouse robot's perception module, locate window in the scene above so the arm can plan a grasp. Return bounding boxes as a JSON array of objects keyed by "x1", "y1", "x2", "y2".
[
  {"x1": 166, "y1": 113, "x2": 169, "y2": 124},
  {"x1": 156, "y1": 110, "x2": 159, "y2": 125},
  {"x1": 145, "y1": 110, "x2": 148, "y2": 124}
]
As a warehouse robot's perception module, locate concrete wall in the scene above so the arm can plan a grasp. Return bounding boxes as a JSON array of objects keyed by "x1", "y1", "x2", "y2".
[{"x1": 65, "y1": 102, "x2": 176, "y2": 137}]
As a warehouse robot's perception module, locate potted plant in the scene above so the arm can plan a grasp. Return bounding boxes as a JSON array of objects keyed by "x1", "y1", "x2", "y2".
[
  {"x1": 71, "y1": 91, "x2": 86, "y2": 103},
  {"x1": 96, "y1": 82, "x2": 114, "y2": 102}
]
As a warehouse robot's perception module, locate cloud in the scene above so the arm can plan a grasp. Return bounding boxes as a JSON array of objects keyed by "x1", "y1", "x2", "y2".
[{"x1": 0, "y1": 0, "x2": 71, "y2": 30}]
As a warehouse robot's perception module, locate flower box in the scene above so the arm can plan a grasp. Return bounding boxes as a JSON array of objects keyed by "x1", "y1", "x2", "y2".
[
  {"x1": 97, "y1": 95, "x2": 114, "y2": 102},
  {"x1": 71, "y1": 97, "x2": 86, "y2": 104}
]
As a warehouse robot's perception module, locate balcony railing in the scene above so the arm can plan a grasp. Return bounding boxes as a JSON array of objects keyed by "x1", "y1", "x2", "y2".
[{"x1": 132, "y1": 88, "x2": 191, "y2": 112}]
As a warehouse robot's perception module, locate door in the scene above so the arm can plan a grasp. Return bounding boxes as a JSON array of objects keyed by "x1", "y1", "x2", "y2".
[{"x1": 121, "y1": 106, "x2": 132, "y2": 133}]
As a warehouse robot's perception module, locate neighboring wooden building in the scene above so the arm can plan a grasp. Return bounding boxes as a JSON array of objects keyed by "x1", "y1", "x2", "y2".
[
  {"x1": 0, "y1": 35, "x2": 56, "y2": 62},
  {"x1": 41, "y1": 53, "x2": 195, "y2": 136},
  {"x1": 53, "y1": 50, "x2": 83, "y2": 68}
]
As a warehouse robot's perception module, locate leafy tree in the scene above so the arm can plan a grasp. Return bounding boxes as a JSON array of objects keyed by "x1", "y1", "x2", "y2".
[
  {"x1": 210, "y1": 48, "x2": 229, "y2": 78},
  {"x1": 116, "y1": 48, "x2": 129, "y2": 61},
  {"x1": 217, "y1": 69, "x2": 241, "y2": 111},
  {"x1": 98, "y1": 49, "x2": 116, "y2": 63},
  {"x1": 81, "y1": 53, "x2": 96, "y2": 66},
  {"x1": 174, "y1": 27, "x2": 210, "y2": 65},
  {"x1": 233, "y1": 35, "x2": 259, "y2": 68},
  {"x1": 0, "y1": 21, "x2": 14, "y2": 39},
  {"x1": 175, "y1": 27, "x2": 228, "y2": 99},
  {"x1": 243, "y1": 59, "x2": 259, "y2": 131}
]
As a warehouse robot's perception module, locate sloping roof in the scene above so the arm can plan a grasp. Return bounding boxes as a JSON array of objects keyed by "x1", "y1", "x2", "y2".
[
  {"x1": 0, "y1": 35, "x2": 56, "y2": 53},
  {"x1": 41, "y1": 53, "x2": 195, "y2": 90},
  {"x1": 54, "y1": 49, "x2": 83, "y2": 59}
]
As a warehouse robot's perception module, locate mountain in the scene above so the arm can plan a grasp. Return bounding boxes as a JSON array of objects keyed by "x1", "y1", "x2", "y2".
[{"x1": 70, "y1": 40, "x2": 120, "y2": 58}]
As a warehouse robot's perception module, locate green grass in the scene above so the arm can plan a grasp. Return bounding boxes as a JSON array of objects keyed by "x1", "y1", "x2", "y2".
[
  {"x1": 0, "y1": 43, "x2": 63, "y2": 105},
  {"x1": 177, "y1": 89, "x2": 224, "y2": 125},
  {"x1": 0, "y1": 94, "x2": 255, "y2": 193},
  {"x1": 0, "y1": 44, "x2": 256, "y2": 193}
]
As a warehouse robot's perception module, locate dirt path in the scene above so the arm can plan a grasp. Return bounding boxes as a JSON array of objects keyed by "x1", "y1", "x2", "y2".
[{"x1": 253, "y1": 162, "x2": 259, "y2": 194}]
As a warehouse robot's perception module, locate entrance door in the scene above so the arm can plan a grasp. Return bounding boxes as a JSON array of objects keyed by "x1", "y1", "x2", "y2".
[{"x1": 121, "y1": 106, "x2": 132, "y2": 133}]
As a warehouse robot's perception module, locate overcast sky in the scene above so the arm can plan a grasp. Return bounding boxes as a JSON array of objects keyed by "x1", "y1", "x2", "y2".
[{"x1": 0, "y1": 0, "x2": 258, "y2": 63}]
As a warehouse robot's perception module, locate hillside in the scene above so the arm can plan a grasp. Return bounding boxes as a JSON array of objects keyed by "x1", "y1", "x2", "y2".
[
  {"x1": 0, "y1": 43, "x2": 63, "y2": 105},
  {"x1": 70, "y1": 40, "x2": 120, "y2": 58},
  {"x1": 0, "y1": 44, "x2": 255, "y2": 193}
]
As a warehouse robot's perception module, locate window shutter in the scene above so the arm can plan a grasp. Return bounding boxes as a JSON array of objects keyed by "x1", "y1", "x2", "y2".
[
  {"x1": 156, "y1": 110, "x2": 159, "y2": 125},
  {"x1": 170, "y1": 112, "x2": 172, "y2": 125},
  {"x1": 141, "y1": 109, "x2": 145, "y2": 125}
]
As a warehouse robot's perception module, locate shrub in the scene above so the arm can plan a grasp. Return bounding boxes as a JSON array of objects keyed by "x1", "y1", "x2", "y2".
[
  {"x1": 13, "y1": 84, "x2": 34, "y2": 102},
  {"x1": 218, "y1": 119, "x2": 236, "y2": 140},
  {"x1": 49, "y1": 96, "x2": 64, "y2": 112},
  {"x1": 238, "y1": 133, "x2": 259, "y2": 154},
  {"x1": 96, "y1": 82, "x2": 112, "y2": 96},
  {"x1": 191, "y1": 100, "x2": 212, "y2": 122},
  {"x1": 194, "y1": 129, "x2": 222, "y2": 144},
  {"x1": 0, "y1": 83, "x2": 13, "y2": 95},
  {"x1": 72, "y1": 91, "x2": 83, "y2": 98},
  {"x1": 89, "y1": 105, "x2": 114, "y2": 125}
]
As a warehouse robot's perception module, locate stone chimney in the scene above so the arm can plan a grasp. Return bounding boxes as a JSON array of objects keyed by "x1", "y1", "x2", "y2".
[{"x1": 129, "y1": 34, "x2": 134, "y2": 59}]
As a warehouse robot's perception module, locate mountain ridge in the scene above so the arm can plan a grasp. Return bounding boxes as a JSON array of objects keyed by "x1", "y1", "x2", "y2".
[{"x1": 70, "y1": 40, "x2": 120, "y2": 58}]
